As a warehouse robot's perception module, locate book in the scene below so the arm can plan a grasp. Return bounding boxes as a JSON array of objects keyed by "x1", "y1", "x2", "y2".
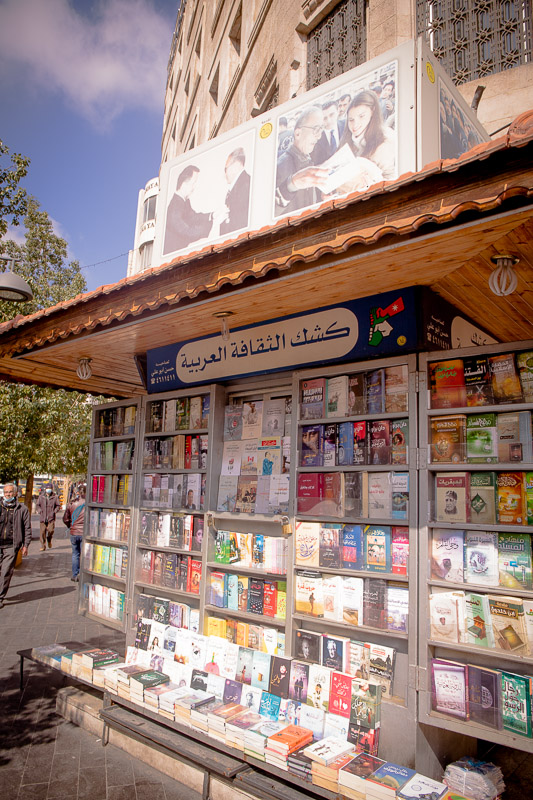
[
  {"x1": 251, "y1": 651, "x2": 271, "y2": 691},
  {"x1": 224, "y1": 404, "x2": 243, "y2": 441},
  {"x1": 498, "y1": 532, "x2": 532, "y2": 591},
  {"x1": 517, "y1": 350, "x2": 533, "y2": 402},
  {"x1": 294, "y1": 629, "x2": 321, "y2": 664},
  {"x1": 431, "y1": 659, "x2": 468, "y2": 719},
  {"x1": 363, "y1": 578, "x2": 387, "y2": 630},
  {"x1": 350, "y1": 677, "x2": 382, "y2": 729},
  {"x1": 220, "y1": 441, "x2": 243, "y2": 476},
  {"x1": 348, "y1": 373, "x2": 366, "y2": 415},
  {"x1": 300, "y1": 425, "x2": 323, "y2": 467},
  {"x1": 386, "y1": 583, "x2": 409, "y2": 633},
  {"x1": 353, "y1": 420, "x2": 367, "y2": 465},
  {"x1": 217, "y1": 476, "x2": 238, "y2": 513},
  {"x1": 466, "y1": 413, "x2": 498, "y2": 463},
  {"x1": 338, "y1": 753, "x2": 386, "y2": 792},
  {"x1": 392, "y1": 472, "x2": 409, "y2": 520},
  {"x1": 294, "y1": 571, "x2": 323, "y2": 617},
  {"x1": 385, "y1": 365, "x2": 409, "y2": 413},
  {"x1": 304, "y1": 735, "x2": 353, "y2": 765},
  {"x1": 489, "y1": 353, "x2": 523, "y2": 403},
  {"x1": 235, "y1": 476, "x2": 257, "y2": 513},
  {"x1": 391, "y1": 418, "x2": 408, "y2": 465},
  {"x1": 429, "y1": 591, "x2": 463, "y2": 643},
  {"x1": 322, "y1": 575, "x2": 343, "y2": 622},
  {"x1": 295, "y1": 521, "x2": 320, "y2": 567},
  {"x1": 397, "y1": 773, "x2": 448, "y2": 800},
  {"x1": 328, "y1": 671, "x2": 353, "y2": 718},
  {"x1": 322, "y1": 634, "x2": 348, "y2": 672},
  {"x1": 300, "y1": 378, "x2": 326, "y2": 420},
  {"x1": 326, "y1": 375, "x2": 349, "y2": 417},
  {"x1": 497, "y1": 410, "x2": 532, "y2": 463},
  {"x1": 322, "y1": 423, "x2": 337, "y2": 467},
  {"x1": 468, "y1": 665, "x2": 502, "y2": 729},
  {"x1": 501, "y1": 670, "x2": 532, "y2": 736},
  {"x1": 337, "y1": 421, "x2": 354, "y2": 466},
  {"x1": 307, "y1": 664, "x2": 331, "y2": 711},
  {"x1": 257, "y1": 438, "x2": 281, "y2": 476},
  {"x1": 464, "y1": 531, "x2": 499, "y2": 586},
  {"x1": 365, "y1": 369, "x2": 385, "y2": 414},
  {"x1": 268, "y1": 656, "x2": 291, "y2": 698},
  {"x1": 435, "y1": 473, "x2": 469, "y2": 523},
  {"x1": 391, "y1": 527, "x2": 409, "y2": 576},
  {"x1": 344, "y1": 471, "x2": 367, "y2": 518},
  {"x1": 262, "y1": 397, "x2": 285, "y2": 436},
  {"x1": 488, "y1": 594, "x2": 527, "y2": 654},
  {"x1": 429, "y1": 359, "x2": 466, "y2": 409},
  {"x1": 366, "y1": 763, "x2": 417, "y2": 797},
  {"x1": 342, "y1": 577, "x2": 364, "y2": 627},
  {"x1": 497, "y1": 472, "x2": 525, "y2": 525},
  {"x1": 364, "y1": 525, "x2": 391, "y2": 573},
  {"x1": 319, "y1": 524, "x2": 341, "y2": 568},
  {"x1": 342, "y1": 524, "x2": 364, "y2": 571},
  {"x1": 367, "y1": 472, "x2": 392, "y2": 519},
  {"x1": 463, "y1": 354, "x2": 494, "y2": 407},
  {"x1": 296, "y1": 472, "x2": 324, "y2": 515},
  {"x1": 369, "y1": 420, "x2": 391, "y2": 465},
  {"x1": 465, "y1": 592, "x2": 494, "y2": 647},
  {"x1": 469, "y1": 471, "x2": 497, "y2": 524},
  {"x1": 241, "y1": 400, "x2": 263, "y2": 439}
]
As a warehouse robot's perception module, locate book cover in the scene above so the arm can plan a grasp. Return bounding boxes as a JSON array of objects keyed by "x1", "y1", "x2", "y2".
[
  {"x1": 350, "y1": 678, "x2": 382, "y2": 729},
  {"x1": 464, "y1": 531, "x2": 499, "y2": 586},
  {"x1": 223, "y1": 404, "x2": 243, "y2": 441},
  {"x1": 289, "y1": 661, "x2": 309, "y2": 703},
  {"x1": 268, "y1": 656, "x2": 291, "y2": 698},
  {"x1": 430, "y1": 415, "x2": 466, "y2": 464},
  {"x1": 397, "y1": 774, "x2": 447, "y2": 800},
  {"x1": 337, "y1": 421, "x2": 354, "y2": 466},
  {"x1": 300, "y1": 378, "x2": 326, "y2": 420},
  {"x1": 391, "y1": 418, "x2": 409, "y2": 465},
  {"x1": 338, "y1": 752, "x2": 386, "y2": 789},
  {"x1": 326, "y1": 375, "x2": 349, "y2": 417},
  {"x1": 367, "y1": 763, "x2": 417, "y2": 795},
  {"x1": 241, "y1": 400, "x2": 263, "y2": 440},
  {"x1": 497, "y1": 411, "x2": 532, "y2": 463},
  {"x1": 498, "y1": 531, "x2": 533, "y2": 589},
  {"x1": 322, "y1": 423, "x2": 337, "y2": 467},
  {"x1": 369, "y1": 420, "x2": 391, "y2": 466},
  {"x1": 262, "y1": 397, "x2": 285, "y2": 436},
  {"x1": 247, "y1": 577, "x2": 264, "y2": 615},
  {"x1": 501, "y1": 670, "x2": 532, "y2": 736},
  {"x1": 257, "y1": 437, "x2": 281, "y2": 476},
  {"x1": 489, "y1": 594, "x2": 527, "y2": 654},
  {"x1": 322, "y1": 575, "x2": 344, "y2": 622},
  {"x1": 296, "y1": 473, "x2": 324, "y2": 515},
  {"x1": 469, "y1": 471, "x2": 497, "y2": 525},
  {"x1": 431, "y1": 658, "x2": 468, "y2": 719},
  {"x1": 465, "y1": 592, "x2": 494, "y2": 647},
  {"x1": 342, "y1": 524, "x2": 364, "y2": 571},
  {"x1": 251, "y1": 651, "x2": 272, "y2": 691},
  {"x1": 435, "y1": 473, "x2": 470, "y2": 523},
  {"x1": 300, "y1": 424, "x2": 324, "y2": 467},
  {"x1": 353, "y1": 420, "x2": 367, "y2": 465},
  {"x1": 526, "y1": 471, "x2": 533, "y2": 526},
  {"x1": 235, "y1": 476, "x2": 257, "y2": 514},
  {"x1": 364, "y1": 525, "x2": 392, "y2": 573},
  {"x1": 322, "y1": 634, "x2": 347, "y2": 672},
  {"x1": 294, "y1": 629, "x2": 321, "y2": 664},
  {"x1": 429, "y1": 591, "x2": 462, "y2": 643},
  {"x1": 386, "y1": 583, "x2": 409, "y2": 633},
  {"x1": 385, "y1": 365, "x2": 409, "y2": 413},
  {"x1": 294, "y1": 571, "x2": 323, "y2": 617},
  {"x1": 391, "y1": 527, "x2": 409, "y2": 576},
  {"x1": 365, "y1": 369, "x2": 385, "y2": 414},
  {"x1": 344, "y1": 472, "x2": 366, "y2": 518},
  {"x1": 497, "y1": 472, "x2": 525, "y2": 525},
  {"x1": 428, "y1": 359, "x2": 467, "y2": 409},
  {"x1": 328, "y1": 671, "x2": 353, "y2": 718},
  {"x1": 217, "y1": 476, "x2": 238, "y2": 513},
  {"x1": 342, "y1": 577, "x2": 364, "y2": 627},
  {"x1": 466, "y1": 413, "x2": 498, "y2": 463},
  {"x1": 263, "y1": 580, "x2": 277, "y2": 617},
  {"x1": 221, "y1": 441, "x2": 243, "y2": 476},
  {"x1": 489, "y1": 353, "x2": 523, "y2": 404},
  {"x1": 468, "y1": 664, "x2": 502, "y2": 729},
  {"x1": 268, "y1": 474, "x2": 290, "y2": 514},
  {"x1": 348, "y1": 373, "x2": 366, "y2": 415},
  {"x1": 307, "y1": 664, "x2": 331, "y2": 711},
  {"x1": 363, "y1": 578, "x2": 387, "y2": 630},
  {"x1": 319, "y1": 524, "x2": 342, "y2": 568},
  {"x1": 392, "y1": 472, "x2": 409, "y2": 520},
  {"x1": 517, "y1": 350, "x2": 533, "y2": 403},
  {"x1": 295, "y1": 521, "x2": 320, "y2": 568},
  {"x1": 463, "y1": 354, "x2": 494, "y2": 407},
  {"x1": 367, "y1": 472, "x2": 392, "y2": 519}
]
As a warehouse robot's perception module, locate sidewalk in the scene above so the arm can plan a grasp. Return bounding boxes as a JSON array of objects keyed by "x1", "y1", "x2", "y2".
[{"x1": 0, "y1": 516, "x2": 200, "y2": 800}]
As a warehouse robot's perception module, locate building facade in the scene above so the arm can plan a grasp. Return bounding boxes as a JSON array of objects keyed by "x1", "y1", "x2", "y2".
[{"x1": 129, "y1": 0, "x2": 533, "y2": 275}]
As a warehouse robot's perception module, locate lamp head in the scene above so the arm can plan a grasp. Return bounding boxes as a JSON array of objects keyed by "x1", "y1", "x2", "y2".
[{"x1": 0, "y1": 256, "x2": 33, "y2": 302}]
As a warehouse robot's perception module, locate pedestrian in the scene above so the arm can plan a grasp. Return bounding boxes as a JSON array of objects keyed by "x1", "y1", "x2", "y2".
[
  {"x1": 36, "y1": 482, "x2": 61, "y2": 550},
  {"x1": 0, "y1": 483, "x2": 32, "y2": 608},
  {"x1": 63, "y1": 482, "x2": 85, "y2": 582}
]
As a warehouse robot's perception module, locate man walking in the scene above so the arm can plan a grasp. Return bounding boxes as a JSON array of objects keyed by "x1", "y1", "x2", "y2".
[
  {"x1": 36, "y1": 483, "x2": 61, "y2": 550},
  {"x1": 63, "y1": 482, "x2": 85, "y2": 582},
  {"x1": 0, "y1": 483, "x2": 32, "y2": 608}
]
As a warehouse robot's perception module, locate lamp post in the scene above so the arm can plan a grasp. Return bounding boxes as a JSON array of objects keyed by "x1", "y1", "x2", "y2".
[{"x1": 0, "y1": 255, "x2": 33, "y2": 302}]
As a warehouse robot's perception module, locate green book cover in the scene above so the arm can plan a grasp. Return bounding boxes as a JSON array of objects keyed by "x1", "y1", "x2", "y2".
[
  {"x1": 466, "y1": 413, "x2": 498, "y2": 463},
  {"x1": 501, "y1": 670, "x2": 532, "y2": 736},
  {"x1": 469, "y1": 471, "x2": 497, "y2": 525},
  {"x1": 525, "y1": 472, "x2": 533, "y2": 526},
  {"x1": 465, "y1": 592, "x2": 494, "y2": 647},
  {"x1": 498, "y1": 532, "x2": 533, "y2": 590}
]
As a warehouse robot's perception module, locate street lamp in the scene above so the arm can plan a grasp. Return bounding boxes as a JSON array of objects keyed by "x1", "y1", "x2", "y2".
[{"x1": 0, "y1": 255, "x2": 33, "y2": 302}]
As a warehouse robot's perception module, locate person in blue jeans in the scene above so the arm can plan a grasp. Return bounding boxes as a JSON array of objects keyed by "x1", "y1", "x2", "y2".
[{"x1": 63, "y1": 482, "x2": 85, "y2": 582}]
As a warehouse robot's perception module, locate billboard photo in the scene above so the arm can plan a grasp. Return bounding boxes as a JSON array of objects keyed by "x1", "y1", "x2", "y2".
[{"x1": 274, "y1": 59, "x2": 398, "y2": 219}]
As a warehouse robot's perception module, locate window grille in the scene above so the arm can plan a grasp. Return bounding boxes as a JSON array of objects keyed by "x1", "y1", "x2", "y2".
[
  {"x1": 307, "y1": 0, "x2": 367, "y2": 90},
  {"x1": 417, "y1": 0, "x2": 533, "y2": 84}
]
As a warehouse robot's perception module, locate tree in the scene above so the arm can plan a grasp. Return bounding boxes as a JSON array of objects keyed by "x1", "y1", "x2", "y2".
[{"x1": 0, "y1": 147, "x2": 103, "y2": 501}]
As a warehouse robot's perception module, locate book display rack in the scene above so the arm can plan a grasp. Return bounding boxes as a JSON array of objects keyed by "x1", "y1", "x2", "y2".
[
  {"x1": 419, "y1": 340, "x2": 533, "y2": 753},
  {"x1": 80, "y1": 399, "x2": 140, "y2": 630}
]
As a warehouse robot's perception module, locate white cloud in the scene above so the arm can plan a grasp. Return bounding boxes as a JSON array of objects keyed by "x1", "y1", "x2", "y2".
[
  {"x1": 0, "y1": 0, "x2": 174, "y2": 128},
  {"x1": 2, "y1": 225, "x2": 27, "y2": 246}
]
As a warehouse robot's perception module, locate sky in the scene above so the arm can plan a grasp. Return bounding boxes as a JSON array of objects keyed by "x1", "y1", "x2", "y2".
[{"x1": 0, "y1": 0, "x2": 178, "y2": 291}]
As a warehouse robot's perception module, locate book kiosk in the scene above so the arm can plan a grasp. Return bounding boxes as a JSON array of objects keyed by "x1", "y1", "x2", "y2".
[{"x1": 76, "y1": 284, "x2": 533, "y2": 782}]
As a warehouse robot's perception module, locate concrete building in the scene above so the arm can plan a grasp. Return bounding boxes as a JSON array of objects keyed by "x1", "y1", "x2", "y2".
[{"x1": 128, "y1": 0, "x2": 533, "y2": 277}]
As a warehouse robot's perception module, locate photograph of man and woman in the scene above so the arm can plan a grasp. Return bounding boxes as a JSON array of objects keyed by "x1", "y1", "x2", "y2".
[
  {"x1": 439, "y1": 80, "x2": 484, "y2": 161},
  {"x1": 163, "y1": 129, "x2": 254, "y2": 256},
  {"x1": 274, "y1": 60, "x2": 398, "y2": 218}
]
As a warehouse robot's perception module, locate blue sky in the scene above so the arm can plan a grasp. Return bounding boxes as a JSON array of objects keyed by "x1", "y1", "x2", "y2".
[{"x1": 0, "y1": 0, "x2": 178, "y2": 291}]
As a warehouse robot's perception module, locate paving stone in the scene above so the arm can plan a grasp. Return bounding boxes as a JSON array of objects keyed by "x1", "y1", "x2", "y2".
[
  {"x1": 16, "y1": 782, "x2": 49, "y2": 800},
  {"x1": 107, "y1": 784, "x2": 137, "y2": 800},
  {"x1": 78, "y1": 766, "x2": 107, "y2": 799}
]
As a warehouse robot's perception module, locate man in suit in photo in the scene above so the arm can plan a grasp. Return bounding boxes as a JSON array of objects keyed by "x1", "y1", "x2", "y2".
[
  {"x1": 220, "y1": 147, "x2": 251, "y2": 235},
  {"x1": 312, "y1": 99, "x2": 343, "y2": 165}
]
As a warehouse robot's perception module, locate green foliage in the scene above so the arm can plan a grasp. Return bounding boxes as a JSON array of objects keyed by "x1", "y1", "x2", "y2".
[{"x1": 0, "y1": 142, "x2": 105, "y2": 484}]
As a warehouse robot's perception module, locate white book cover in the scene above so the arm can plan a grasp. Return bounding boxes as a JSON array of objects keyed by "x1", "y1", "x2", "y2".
[
  {"x1": 221, "y1": 441, "x2": 243, "y2": 476},
  {"x1": 298, "y1": 704, "x2": 325, "y2": 740},
  {"x1": 217, "y1": 475, "x2": 238, "y2": 512},
  {"x1": 429, "y1": 591, "x2": 464, "y2": 643},
  {"x1": 156, "y1": 513, "x2": 171, "y2": 547},
  {"x1": 322, "y1": 575, "x2": 344, "y2": 622},
  {"x1": 295, "y1": 521, "x2": 320, "y2": 567},
  {"x1": 323, "y1": 712, "x2": 349, "y2": 740},
  {"x1": 242, "y1": 401, "x2": 264, "y2": 439},
  {"x1": 307, "y1": 664, "x2": 332, "y2": 711},
  {"x1": 368, "y1": 472, "x2": 392, "y2": 518},
  {"x1": 255, "y1": 475, "x2": 271, "y2": 514},
  {"x1": 431, "y1": 529, "x2": 465, "y2": 583},
  {"x1": 268, "y1": 474, "x2": 290, "y2": 514},
  {"x1": 522, "y1": 599, "x2": 533, "y2": 655},
  {"x1": 464, "y1": 530, "x2": 499, "y2": 586},
  {"x1": 326, "y1": 375, "x2": 349, "y2": 417},
  {"x1": 240, "y1": 440, "x2": 259, "y2": 474},
  {"x1": 342, "y1": 577, "x2": 364, "y2": 627},
  {"x1": 188, "y1": 632, "x2": 208, "y2": 669},
  {"x1": 262, "y1": 398, "x2": 285, "y2": 436}
]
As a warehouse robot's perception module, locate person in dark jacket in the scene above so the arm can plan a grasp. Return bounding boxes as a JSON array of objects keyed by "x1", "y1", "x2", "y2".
[
  {"x1": 0, "y1": 483, "x2": 32, "y2": 608},
  {"x1": 36, "y1": 483, "x2": 61, "y2": 550},
  {"x1": 63, "y1": 482, "x2": 85, "y2": 582}
]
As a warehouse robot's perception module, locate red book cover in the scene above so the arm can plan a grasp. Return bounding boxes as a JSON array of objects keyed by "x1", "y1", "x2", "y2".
[
  {"x1": 185, "y1": 555, "x2": 192, "y2": 592},
  {"x1": 329, "y1": 671, "x2": 353, "y2": 718},
  {"x1": 297, "y1": 473, "x2": 324, "y2": 514},
  {"x1": 98, "y1": 475, "x2": 105, "y2": 503},
  {"x1": 184, "y1": 436, "x2": 192, "y2": 469},
  {"x1": 391, "y1": 527, "x2": 409, "y2": 575},
  {"x1": 190, "y1": 559, "x2": 202, "y2": 594},
  {"x1": 263, "y1": 581, "x2": 277, "y2": 617},
  {"x1": 353, "y1": 421, "x2": 367, "y2": 465},
  {"x1": 429, "y1": 359, "x2": 467, "y2": 409},
  {"x1": 92, "y1": 475, "x2": 99, "y2": 503},
  {"x1": 322, "y1": 472, "x2": 344, "y2": 517}
]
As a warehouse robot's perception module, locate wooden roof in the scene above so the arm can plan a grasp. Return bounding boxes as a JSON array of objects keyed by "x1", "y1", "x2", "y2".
[{"x1": 1, "y1": 111, "x2": 532, "y2": 398}]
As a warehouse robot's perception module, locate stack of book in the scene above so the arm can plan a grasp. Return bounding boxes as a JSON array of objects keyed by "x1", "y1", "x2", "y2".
[
  {"x1": 189, "y1": 696, "x2": 220, "y2": 731},
  {"x1": 311, "y1": 751, "x2": 356, "y2": 792},
  {"x1": 207, "y1": 701, "x2": 247, "y2": 743},
  {"x1": 243, "y1": 720, "x2": 288, "y2": 761},
  {"x1": 364, "y1": 762, "x2": 417, "y2": 800},
  {"x1": 264, "y1": 724, "x2": 314, "y2": 770},
  {"x1": 129, "y1": 670, "x2": 169, "y2": 706},
  {"x1": 116, "y1": 664, "x2": 148, "y2": 700},
  {"x1": 287, "y1": 744, "x2": 314, "y2": 781},
  {"x1": 396, "y1": 773, "x2": 447, "y2": 800},
  {"x1": 144, "y1": 681, "x2": 182, "y2": 713},
  {"x1": 304, "y1": 735, "x2": 355, "y2": 790},
  {"x1": 174, "y1": 691, "x2": 209, "y2": 724},
  {"x1": 102, "y1": 662, "x2": 126, "y2": 694},
  {"x1": 338, "y1": 753, "x2": 386, "y2": 799},
  {"x1": 224, "y1": 708, "x2": 262, "y2": 750},
  {"x1": 71, "y1": 648, "x2": 120, "y2": 682},
  {"x1": 159, "y1": 686, "x2": 191, "y2": 721},
  {"x1": 31, "y1": 644, "x2": 72, "y2": 668}
]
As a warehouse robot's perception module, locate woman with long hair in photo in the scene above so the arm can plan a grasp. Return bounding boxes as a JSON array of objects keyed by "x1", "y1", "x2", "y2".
[{"x1": 338, "y1": 89, "x2": 396, "y2": 185}]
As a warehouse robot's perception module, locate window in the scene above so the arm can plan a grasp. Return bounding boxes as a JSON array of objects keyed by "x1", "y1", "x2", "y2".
[
  {"x1": 307, "y1": 0, "x2": 367, "y2": 89},
  {"x1": 229, "y1": 3, "x2": 242, "y2": 55},
  {"x1": 142, "y1": 196, "x2": 156, "y2": 225},
  {"x1": 417, "y1": 0, "x2": 533, "y2": 84},
  {"x1": 210, "y1": 65, "x2": 220, "y2": 105},
  {"x1": 139, "y1": 241, "x2": 153, "y2": 271}
]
